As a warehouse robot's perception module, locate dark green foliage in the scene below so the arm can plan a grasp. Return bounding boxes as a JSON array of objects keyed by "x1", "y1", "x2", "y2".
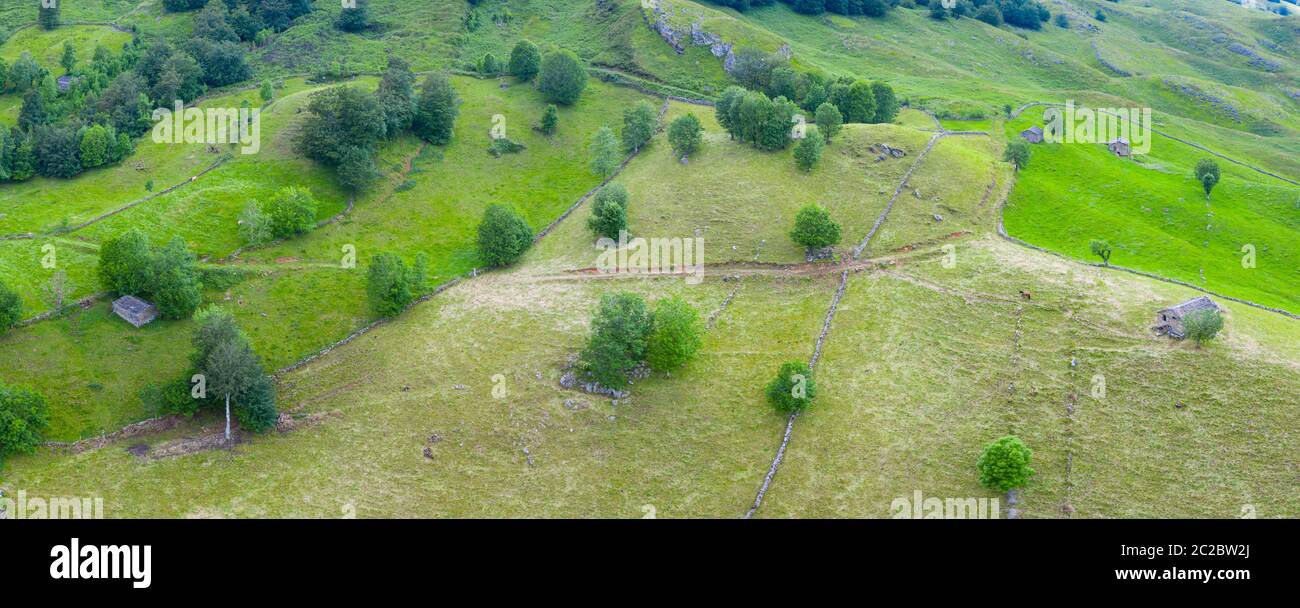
[
  {"x1": 715, "y1": 86, "x2": 746, "y2": 139},
  {"x1": 376, "y1": 57, "x2": 416, "y2": 134},
  {"x1": 98, "y1": 228, "x2": 155, "y2": 297},
  {"x1": 1054, "y1": 13, "x2": 1069, "y2": 27},
  {"x1": 765, "y1": 360, "x2": 815, "y2": 413},
  {"x1": 1183, "y1": 308, "x2": 1224, "y2": 346},
  {"x1": 509, "y1": 39, "x2": 542, "y2": 81},
  {"x1": 794, "y1": 125, "x2": 825, "y2": 171},
  {"x1": 367, "y1": 251, "x2": 426, "y2": 317},
  {"x1": 335, "y1": 0, "x2": 370, "y2": 32},
  {"x1": 815, "y1": 102, "x2": 843, "y2": 142},
  {"x1": 60, "y1": 42, "x2": 76, "y2": 74},
  {"x1": 488, "y1": 137, "x2": 526, "y2": 156},
  {"x1": 977, "y1": 435, "x2": 1035, "y2": 492},
  {"x1": 1094, "y1": 8, "x2": 1106, "y2": 21},
  {"x1": 477, "y1": 204, "x2": 534, "y2": 267},
  {"x1": 33, "y1": 124, "x2": 83, "y2": 178},
  {"x1": 1195, "y1": 159, "x2": 1220, "y2": 198},
  {"x1": 726, "y1": 89, "x2": 796, "y2": 151},
  {"x1": 790, "y1": 203, "x2": 841, "y2": 249},
  {"x1": 1003, "y1": 139, "x2": 1030, "y2": 169},
  {"x1": 263, "y1": 186, "x2": 318, "y2": 238},
  {"x1": 234, "y1": 374, "x2": 278, "y2": 432},
  {"x1": 646, "y1": 297, "x2": 702, "y2": 372},
  {"x1": 539, "y1": 104, "x2": 559, "y2": 135},
  {"x1": 38, "y1": 4, "x2": 60, "y2": 30},
  {"x1": 831, "y1": 80, "x2": 877, "y2": 124},
  {"x1": 622, "y1": 100, "x2": 658, "y2": 153},
  {"x1": 729, "y1": 48, "x2": 782, "y2": 92},
  {"x1": 929, "y1": 0, "x2": 949, "y2": 19},
  {"x1": 870, "y1": 81, "x2": 899, "y2": 123},
  {"x1": 1090, "y1": 239, "x2": 1112, "y2": 265},
  {"x1": 667, "y1": 113, "x2": 703, "y2": 158},
  {"x1": 579, "y1": 292, "x2": 653, "y2": 388},
  {"x1": 413, "y1": 73, "x2": 461, "y2": 145},
  {"x1": 151, "y1": 236, "x2": 203, "y2": 320},
  {"x1": 537, "y1": 50, "x2": 587, "y2": 105},
  {"x1": 976, "y1": 4, "x2": 1003, "y2": 25},
  {"x1": 588, "y1": 183, "x2": 629, "y2": 239},
  {"x1": 183, "y1": 38, "x2": 250, "y2": 87},
  {"x1": 299, "y1": 85, "x2": 387, "y2": 189},
  {"x1": 0, "y1": 280, "x2": 21, "y2": 333},
  {"x1": 0, "y1": 383, "x2": 49, "y2": 458},
  {"x1": 478, "y1": 52, "x2": 501, "y2": 76},
  {"x1": 195, "y1": 0, "x2": 239, "y2": 42}
]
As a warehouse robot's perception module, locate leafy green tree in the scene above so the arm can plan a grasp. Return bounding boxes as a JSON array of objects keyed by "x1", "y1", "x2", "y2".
[
  {"x1": 1195, "y1": 159, "x2": 1220, "y2": 200},
  {"x1": 870, "y1": 81, "x2": 899, "y2": 123},
  {"x1": 622, "y1": 101, "x2": 658, "y2": 153},
  {"x1": 579, "y1": 291, "x2": 653, "y2": 388},
  {"x1": 151, "y1": 236, "x2": 203, "y2": 320},
  {"x1": 38, "y1": 3, "x2": 60, "y2": 30},
  {"x1": 298, "y1": 85, "x2": 388, "y2": 181},
  {"x1": 589, "y1": 126, "x2": 620, "y2": 177},
  {"x1": 1094, "y1": 8, "x2": 1106, "y2": 22},
  {"x1": 794, "y1": 125, "x2": 825, "y2": 172},
  {"x1": 646, "y1": 297, "x2": 702, "y2": 372},
  {"x1": 238, "y1": 201, "x2": 272, "y2": 246},
  {"x1": 0, "y1": 280, "x2": 21, "y2": 333},
  {"x1": 790, "y1": 203, "x2": 841, "y2": 250},
  {"x1": 832, "y1": 80, "x2": 876, "y2": 124},
  {"x1": 263, "y1": 186, "x2": 318, "y2": 238},
  {"x1": 8, "y1": 52, "x2": 43, "y2": 93},
  {"x1": 79, "y1": 124, "x2": 113, "y2": 169},
  {"x1": 976, "y1": 4, "x2": 1003, "y2": 25},
  {"x1": 715, "y1": 86, "x2": 746, "y2": 140},
  {"x1": 977, "y1": 435, "x2": 1035, "y2": 492},
  {"x1": 765, "y1": 360, "x2": 815, "y2": 413},
  {"x1": 412, "y1": 73, "x2": 460, "y2": 145},
  {"x1": 335, "y1": 0, "x2": 370, "y2": 32},
  {"x1": 667, "y1": 113, "x2": 703, "y2": 159},
  {"x1": 60, "y1": 42, "x2": 76, "y2": 74},
  {"x1": 509, "y1": 39, "x2": 542, "y2": 81},
  {"x1": 929, "y1": 0, "x2": 949, "y2": 20},
  {"x1": 1183, "y1": 308, "x2": 1223, "y2": 347},
  {"x1": 539, "y1": 104, "x2": 558, "y2": 136},
  {"x1": 537, "y1": 49, "x2": 587, "y2": 105},
  {"x1": 588, "y1": 183, "x2": 629, "y2": 239},
  {"x1": 815, "y1": 102, "x2": 842, "y2": 143},
  {"x1": 1054, "y1": 13, "x2": 1069, "y2": 27},
  {"x1": 233, "y1": 374, "x2": 277, "y2": 432},
  {"x1": 99, "y1": 228, "x2": 154, "y2": 296},
  {"x1": 1003, "y1": 139, "x2": 1030, "y2": 169},
  {"x1": 336, "y1": 145, "x2": 377, "y2": 192},
  {"x1": 195, "y1": 0, "x2": 239, "y2": 41},
  {"x1": 205, "y1": 333, "x2": 263, "y2": 441},
  {"x1": 478, "y1": 52, "x2": 501, "y2": 77},
  {"x1": 1089, "y1": 239, "x2": 1112, "y2": 266},
  {"x1": 367, "y1": 251, "x2": 418, "y2": 317},
  {"x1": 259, "y1": 79, "x2": 274, "y2": 102},
  {"x1": 477, "y1": 204, "x2": 533, "y2": 267},
  {"x1": 0, "y1": 383, "x2": 48, "y2": 458}
]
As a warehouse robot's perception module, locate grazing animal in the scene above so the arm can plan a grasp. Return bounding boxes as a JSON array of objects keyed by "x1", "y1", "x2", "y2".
[{"x1": 1019, "y1": 290, "x2": 1032, "y2": 300}]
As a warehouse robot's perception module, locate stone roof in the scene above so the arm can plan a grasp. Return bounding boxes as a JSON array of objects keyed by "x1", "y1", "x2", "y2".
[
  {"x1": 1023, "y1": 126, "x2": 1043, "y2": 136},
  {"x1": 113, "y1": 295, "x2": 153, "y2": 315},
  {"x1": 1162, "y1": 296, "x2": 1218, "y2": 315}
]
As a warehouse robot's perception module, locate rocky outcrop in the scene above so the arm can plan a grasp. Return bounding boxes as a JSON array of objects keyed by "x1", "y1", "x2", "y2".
[{"x1": 642, "y1": 0, "x2": 787, "y2": 76}]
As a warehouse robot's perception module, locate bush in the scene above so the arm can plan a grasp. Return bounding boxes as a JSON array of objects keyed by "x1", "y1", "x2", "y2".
[
  {"x1": 539, "y1": 104, "x2": 558, "y2": 135},
  {"x1": 646, "y1": 297, "x2": 703, "y2": 372},
  {"x1": 977, "y1": 435, "x2": 1034, "y2": 492},
  {"x1": 667, "y1": 113, "x2": 703, "y2": 159},
  {"x1": 588, "y1": 126, "x2": 621, "y2": 177},
  {"x1": 579, "y1": 292, "x2": 652, "y2": 388},
  {"x1": 815, "y1": 102, "x2": 842, "y2": 142},
  {"x1": 509, "y1": 39, "x2": 541, "y2": 81},
  {"x1": 98, "y1": 228, "x2": 154, "y2": 297},
  {"x1": 975, "y1": 4, "x2": 1003, "y2": 25},
  {"x1": 588, "y1": 183, "x2": 630, "y2": 240},
  {"x1": 477, "y1": 204, "x2": 533, "y2": 267},
  {"x1": 1054, "y1": 13, "x2": 1069, "y2": 27},
  {"x1": 537, "y1": 49, "x2": 587, "y2": 106},
  {"x1": 238, "y1": 201, "x2": 272, "y2": 246},
  {"x1": 234, "y1": 374, "x2": 278, "y2": 432},
  {"x1": 413, "y1": 73, "x2": 461, "y2": 145},
  {"x1": 478, "y1": 52, "x2": 501, "y2": 77},
  {"x1": 264, "y1": 186, "x2": 318, "y2": 238},
  {"x1": 1003, "y1": 139, "x2": 1030, "y2": 169},
  {"x1": 765, "y1": 360, "x2": 815, "y2": 413},
  {"x1": 151, "y1": 237, "x2": 203, "y2": 320},
  {"x1": 488, "y1": 137, "x2": 526, "y2": 157},
  {"x1": 1089, "y1": 239, "x2": 1112, "y2": 265},
  {"x1": 0, "y1": 280, "x2": 21, "y2": 333},
  {"x1": 1183, "y1": 308, "x2": 1223, "y2": 346},
  {"x1": 366, "y1": 251, "x2": 426, "y2": 317},
  {"x1": 794, "y1": 125, "x2": 825, "y2": 171},
  {"x1": 0, "y1": 383, "x2": 49, "y2": 458},
  {"x1": 789, "y1": 203, "x2": 841, "y2": 249}
]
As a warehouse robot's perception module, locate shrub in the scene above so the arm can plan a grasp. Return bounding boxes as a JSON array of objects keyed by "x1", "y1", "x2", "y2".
[
  {"x1": 263, "y1": 186, "x2": 318, "y2": 238},
  {"x1": 413, "y1": 73, "x2": 461, "y2": 145},
  {"x1": 1094, "y1": 8, "x2": 1106, "y2": 21},
  {"x1": 815, "y1": 102, "x2": 843, "y2": 142},
  {"x1": 488, "y1": 137, "x2": 526, "y2": 157},
  {"x1": 0, "y1": 383, "x2": 49, "y2": 458},
  {"x1": 977, "y1": 435, "x2": 1034, "y2": 492},
  {"x1": 238, "y1": 201, "x2": 272, "y2": 246},
  {"x1": 646, "y1": 297, "x2": 703, "y2": 372},
  {"x1": 1089, "y1": 239, "x2": 1112, "y2": 265},
  {"x1": 975, "y1": 4, "x2": 1003, "y2": 25},
  {"x1": 367, "y1": 251, "x2": 424, "y2": 317},
  {"x1": 1003, "y1": 139, "x2": 1030, "y2": 169},
  {"x1": 765, "y1": 360, "x2": 815, "y2": 413},
  {"x1": 151, "y1": 237, "x2": 203, "y2": 320},
  {"x1": 1183, "y1": 308, "x2": 1223, "y2": 347},
  {"x1": 588, "y1": 183, "x2": 630, "y2": 240},
  {"x1": 579, "y1": 292, "x2": 653, "y2": 388},
  {"x1": 0, "y1": 280, "x2": 21, "y2": 333},
  {"x1": 790, "y1": 203, "x2": 841, "y2": 250},
  {"x1": 1195, "y1": 159, "x2": 1220, "y2": 199},
  {"x1": 537, "y1": 49, "x2": 587, "y2": 105},
  {"x1": 98, "y1": 228, "x2": 154, "y2": 297},
  {"x1": 794, "y1": 125, "x2": 825, "y2": 172},
  {"x1": 477, "y1": 204, "x2": 533, "y2": 267},
  {"x1": 539, "y1": 104, "x2": 558, "y2": 135},
  {"x1": 832, "y1": 80, "x2": 876, "y2": 123},
  {"x1": 667, "y1": 113, "x2": 703, "y2": 159},
  {"x1": 478, "y1": 52, "x2": 501, "y2": 76},
  {"x1": 260, "y1": 79, "x2": 274, "y2": 101},
  {"x1": 509, "y1": 39, "x2": 541, "y2": 81},
  {"x1": 1054, "y1": 13, "x2": 1069, "y2": 27},
  {"x1": 588, "y1": 126, "x2": 621, "y2": 177}
]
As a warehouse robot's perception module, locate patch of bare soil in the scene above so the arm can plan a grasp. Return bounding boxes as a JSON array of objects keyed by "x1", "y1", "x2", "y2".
[{"x1": 45, "y1": 416, "x2": 185, "y2": 454}]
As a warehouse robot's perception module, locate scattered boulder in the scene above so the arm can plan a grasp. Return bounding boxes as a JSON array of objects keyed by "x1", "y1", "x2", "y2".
[{"x1": 805, "y1": 246, "x2": 834, "y2": 262}]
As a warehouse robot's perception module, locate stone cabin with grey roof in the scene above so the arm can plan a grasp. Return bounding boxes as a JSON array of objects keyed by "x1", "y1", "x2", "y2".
[
  {"x1": 1154, "y1": 296, "x2": 1218, "y2": 339},
  {"x1": 112, "y1": 295, "x2": 158, "y2": 328}
]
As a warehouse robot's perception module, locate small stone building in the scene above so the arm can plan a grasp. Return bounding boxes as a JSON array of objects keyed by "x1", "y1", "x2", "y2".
[
  {"x1": 1020, "y1": 126, "x2": 1044, "y2": 143},
  {"x1": 1107, "y1": 137, "x2": 1131, "y2": 157},
  {"x1": 112, "y1": 295, "x2": 158, "y2": 328},
  {"x1": 56, "y1": 75, "x2": 77, "y2": 92},
  {"x1": 1154, "y1": 296, "x2": 1218, "y2": 339}
]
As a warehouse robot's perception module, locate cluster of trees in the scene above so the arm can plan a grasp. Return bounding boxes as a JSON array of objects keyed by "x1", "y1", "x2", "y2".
[
  {"x1": 0, "y1": 3, "x2": 255, "y2": 182},
  {"x1": 578, "y1": 292, "x2": 703, "y2": 387},
  {"x1": 930, "y1": 0, "x2": 1051, "y2": 29},
  {"x1": 298, "y1": 58, "x2": 459, "y2": 190},
  {"x1": 588, "y1": 183, "x2": 630, "y2": 240},
  {"x1": 154, "y1": 305, "x2": 277, "y2": 440},
  {"x1": 714, "y1": 75, "x2": 896, "y2": 152},
  {"x1": 165, "y1": 0, "x2": 310, "y2": 37},
  {"x1": 705, "y1": 0, "x2": 891, "y2": 18},
  {"x1": 98, "y1": 228, "x2": 203, "y2": 320},
  {"x1": 0, "y1": 381, "x2": 49, "y2": 461},
  {"x1": 237, "y1": 186, "x2": 320, "y2": 245},
  {"x1": 367, "y1": 251, "x2": 428, "y2": 317}
]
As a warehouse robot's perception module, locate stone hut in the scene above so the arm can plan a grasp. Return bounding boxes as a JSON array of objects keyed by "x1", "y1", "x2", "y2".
[
  {"x1": 1154, "y1": 296, "x2": 1218, "y2": 339},
  {"x1": 112, "y1": 295, "x2": 158, "y2": 328},
  {"x1": 1107, "y1": 137, "x2": 1131, "y2": 157},
  {"x1": 1020, "y1": 126, "x2": 1044, "y2": 143}
]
